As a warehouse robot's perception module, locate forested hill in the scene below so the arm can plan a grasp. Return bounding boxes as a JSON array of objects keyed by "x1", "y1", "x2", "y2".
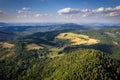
[
  {"x1": 1, "y1": 48, "x2": 120, "y2": 80},
  {"x1": 21, "y1": 49, "x2": 120, "y2": 80}
]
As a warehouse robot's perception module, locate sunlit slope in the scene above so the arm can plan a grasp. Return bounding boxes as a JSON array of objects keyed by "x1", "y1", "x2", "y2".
[
  {"x1": 26, "y1": 43, "x2": 44, "y2": 50},
  {"x1": 0, "y1": 42, "x2": 14, "y2": 48},
  {"x1": 0, "y1": 42, "x2": 15, "y2": 60},
  {"x1": 55, "y1": 32, "x2": 99, "y2": 45}
]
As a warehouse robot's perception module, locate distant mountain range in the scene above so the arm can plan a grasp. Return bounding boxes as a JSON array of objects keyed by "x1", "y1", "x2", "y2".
[
  {"x1": 0, "y1": 22, "x2": 120, "y2": 36},
  {"x1": 0, "y1": 22, "x2": 120, "y2": 27}
]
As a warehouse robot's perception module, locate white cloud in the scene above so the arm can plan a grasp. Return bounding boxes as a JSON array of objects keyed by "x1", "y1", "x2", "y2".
[
  {"x1": 22, "y1": 7, "x2": 30, "y2": 10},
  {"x1": 57, "y1": 5, "x2": 120, "y2": 18},
  {"x1": 34, "y1": 13, "x2": 49, "y2": 17},
  {"x1": 114, "y1": 6, "x2": 120, "y2": 10},
  {"x1": 17, "y1": 7, "x2": 32, "y2": 19},
  {"x1": 105, "y1": 7, "x2": 113, "y2": 11},
  {"x1": 2, "y1": 5, "x2": 120, "y2": 23},
  {"x1": 57, "y1": 8, "x2": 81, "y2": 15},
  {"x1": 58, "y1": 8, "x2": 90, "y2": 15},
  {"x1": 82, "y1": 14, "x2": 89, "y2": 17},
  {"x1": 35, "y1": 14, "x2": 43, "y2": 17},
  {"x1": 96, "y1": 7, "x2": 105, "y2": 12},
  {"x1": 17, "y1": 7, "x2": 50, "y2": 19},
  {"x1": 106, "y1": 12, "x2": 119, "y2": 17},
  {"x1": 18, "y1": 7, "x2": 31, "y2": 14}
]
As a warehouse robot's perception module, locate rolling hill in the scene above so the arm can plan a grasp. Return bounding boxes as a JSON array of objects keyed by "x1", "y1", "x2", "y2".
[
  {"x1": 0, "y1": 27, "x2": 120, "y2": 80},
  {"x1": 0, "y1": 31, "x2": 17, "y2": 41},
  {"x1": 0, "y1": 23, "x2": 120, "y2": 36},
  {"x1": 16, "y1": 28, "x2": 119, "y2": 60},
  {"x1": 22, "y1": 49, "x2": 120, "y2": 80}
]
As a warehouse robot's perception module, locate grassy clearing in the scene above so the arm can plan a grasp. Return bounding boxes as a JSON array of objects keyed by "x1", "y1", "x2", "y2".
[
  {"x1": 56, "y1": 32, "x2": 99, "y2": 45},
  {"x1": 26, "y1": 43, "x2": 44, "y2": 50},
  {"x1": 112, "y1": 41, "x2": 119, "y2": 45},
  {"x1": 0, "y1": 42, "x2": 15, "y2": 60},
  {"x1": 50, "y1": 48, "x2": 62, "y2": 52},
  {"x1": 0, "y1": 42, "x2": 14, "y2": 48}
]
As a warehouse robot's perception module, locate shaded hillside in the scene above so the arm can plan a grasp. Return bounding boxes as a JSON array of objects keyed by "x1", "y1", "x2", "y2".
[
  {"x1": 0, "y1": 23, "x2": 89, "y2": 36},
  {"x1": 0, "y1": 32, "x2": 17, "y2": 41}
]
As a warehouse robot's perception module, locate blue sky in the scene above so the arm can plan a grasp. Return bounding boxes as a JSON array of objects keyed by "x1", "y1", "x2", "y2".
[{"x1": 0, "y1": 0, "x2": 120, "y2": 23}]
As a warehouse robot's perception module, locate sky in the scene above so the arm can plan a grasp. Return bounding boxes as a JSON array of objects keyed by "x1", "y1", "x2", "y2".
[{"x1": 0, "y1": 0, "x2": 120, "y2": 23}]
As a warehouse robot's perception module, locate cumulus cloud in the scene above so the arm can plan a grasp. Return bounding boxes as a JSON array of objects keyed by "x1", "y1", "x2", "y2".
[
  {"x1": 17, "y1": 7, "x2": 52, "y2": 21},
  {"x1": 115, "y1": 6, "x2": 120, "y2": 10},
  {"x1": 95, "y1": 7, "x2": 105, "y2": 12},
  {"x1": 18, "y1": 7, "x2": 31, "y2": 14},
  {"x1": 57, "y1": 8, "x2": 81, "y2": 15},
  {"x1": 106, "y1": 12, "x2": 120, "y2": 17},
  {"x1": 57, "y1": 5, "x2": 120, "y2": 17}
]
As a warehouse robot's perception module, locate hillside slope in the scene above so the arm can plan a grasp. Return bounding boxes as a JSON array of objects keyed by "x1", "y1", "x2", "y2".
[
  {"x1": 0, "y1": 31, "x2": 17, "y2": 41},
  {"x1": 23, "y1": 49, "x2": 120, "y2": 80},
  {"x1": 24, "y1": 28, "x2": 120, "y2": 59}
]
